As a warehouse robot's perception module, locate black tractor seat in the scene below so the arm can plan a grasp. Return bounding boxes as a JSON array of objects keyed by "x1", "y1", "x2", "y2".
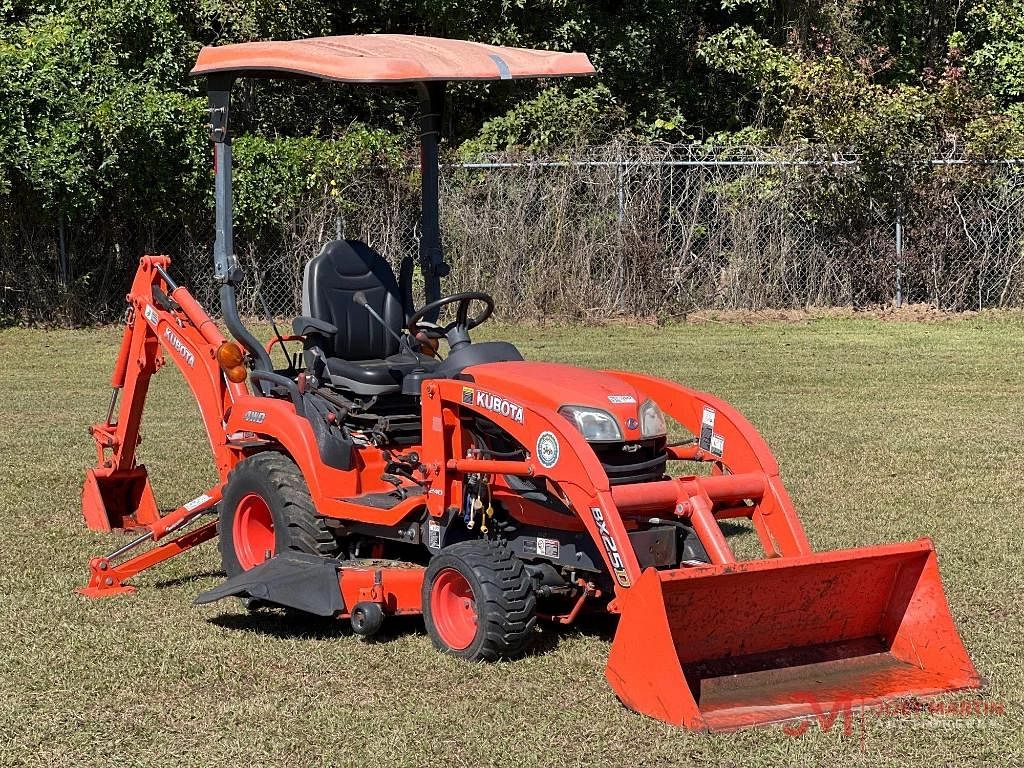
[
  {"x1": 293, "y1": 239, "x2": 423, "y2": 395},
  {"x1": 294, "y1": 238, "x2": 522, "y2": 395},
  {"x1": 322, "y1": 351, "x2": 437, "y2": 394}
]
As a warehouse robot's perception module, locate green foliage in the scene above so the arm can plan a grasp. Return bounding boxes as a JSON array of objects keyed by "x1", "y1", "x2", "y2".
[
  {"x1": 697, "y1": 25, "x2": 798, "y2": 126},
  {"x1": 459, "y1": 84, "x2": 624, "y2": 155},
  {"x1": 232, "y1": 128, "x2": 405, "y2": 234},
  {"x1": 5, "y1": 0, "x2": 1024, "y2": 323}
]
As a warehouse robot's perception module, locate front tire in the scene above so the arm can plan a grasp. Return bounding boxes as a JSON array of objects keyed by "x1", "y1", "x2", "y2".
[
  {"x1": 422, "y1": 540, "x2": 536, "y2": 660},
  {"x1": 218, "y1": 452, "x2": 337, "y2": 577}
]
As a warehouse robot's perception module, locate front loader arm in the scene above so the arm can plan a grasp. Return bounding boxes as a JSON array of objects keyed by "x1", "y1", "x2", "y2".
[
  {"x1": 421, "y1": 371, "x2": 818, "y2": 598},
  {"x1": 609, "y1": 371, "x2": 812, "y2": 557},
  {"x1": 420, "y1": 378, "x2": 647, "y2": 593}
]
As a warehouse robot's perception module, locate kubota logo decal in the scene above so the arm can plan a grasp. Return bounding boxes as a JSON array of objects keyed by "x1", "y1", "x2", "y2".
[
  {"x1": 475, "y1": 390, "x2": 524, "y2": 424},
  {"x1": 535, "y1": 431, "x2": 559, "y2": 468},
  {"x1": 590, "y1": 506, "x2": 631, "y2": 587},
  {"x1": 163, "y1": 327, "x2": 195, "y2": 367}
]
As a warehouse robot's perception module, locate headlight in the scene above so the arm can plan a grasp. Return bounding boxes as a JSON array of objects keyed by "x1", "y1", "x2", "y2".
[
  {"x1": 558, "y1": 405, "x2": 623, "y2": 442},
  {"x1": 639, "y1": 399, "x2": 667, "y2": 438}
]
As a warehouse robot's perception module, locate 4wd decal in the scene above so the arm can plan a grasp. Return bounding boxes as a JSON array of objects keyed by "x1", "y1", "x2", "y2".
[
  {"x1": 590, "y1": 506, "x2": 631, "y2": 587},
  {"x1": 243, "y1": 410, "x2": 266, "y2": 424},
  {"x1": 163, "y1": 327, "x2": 195, "y2": 367},
  {"x1": 475, "y1": 390, "x2": 525, "y2": 424}
]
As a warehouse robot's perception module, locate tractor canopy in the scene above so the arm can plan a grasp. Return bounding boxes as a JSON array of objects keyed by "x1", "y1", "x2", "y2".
[
  {"x1": 190, "y1": 34, "x2": 594, "y2": 381},
  {"x1": 190, "y1": 34, "x2": 596, "y2": 83}
]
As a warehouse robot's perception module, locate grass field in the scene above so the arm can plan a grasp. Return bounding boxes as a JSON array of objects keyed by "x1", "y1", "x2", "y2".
[{"x1": 1, "y1": 316, "x2": 1021, "y2": 767}]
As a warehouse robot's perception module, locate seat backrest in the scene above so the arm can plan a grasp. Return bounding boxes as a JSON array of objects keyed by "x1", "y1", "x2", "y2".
[{"x1": 302, "y1": 240, "x2": 405, "y2": 360}]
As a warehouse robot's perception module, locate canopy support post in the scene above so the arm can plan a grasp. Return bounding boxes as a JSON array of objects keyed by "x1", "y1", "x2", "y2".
[
  {"x1": 207, "y1": 76, "x2": 273, "y2": 381},
  {"x1": 417, "y1": 81, "x2": 449, "y2": 318}
]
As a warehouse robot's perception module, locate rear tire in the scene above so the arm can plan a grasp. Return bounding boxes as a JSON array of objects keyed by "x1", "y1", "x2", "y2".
[
  {"x1": 423, "y1": 540, "x2": 536, "y2": 660},
  {"x1": 219, "y1": 452, "x2": 337, "y2": 578}
]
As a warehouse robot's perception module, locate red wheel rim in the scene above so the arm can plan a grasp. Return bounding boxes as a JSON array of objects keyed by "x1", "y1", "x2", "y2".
[
  {"x1": 233, "y1": 493, "x2": 275, "y2": 570},
  {"x1": 429, "y1": 568, "x2": 478, "y2": 650}
]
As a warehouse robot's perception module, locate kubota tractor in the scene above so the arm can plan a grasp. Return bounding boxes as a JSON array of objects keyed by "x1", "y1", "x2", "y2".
[{"x1": 79, "y1": 34, "x2": 980, "y2": 731}]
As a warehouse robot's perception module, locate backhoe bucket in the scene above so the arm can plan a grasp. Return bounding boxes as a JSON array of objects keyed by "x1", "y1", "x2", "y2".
[
  {"x1": 82, "y1": 466, "x2": 160, "y2": 532},
  {"x1": 605, "y1": 539, "x2": 979, "y2": 731}
]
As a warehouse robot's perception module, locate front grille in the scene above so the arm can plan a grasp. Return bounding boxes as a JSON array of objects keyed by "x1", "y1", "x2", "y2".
[{"x1": 592, "y1": 437, "x2": 667, "y2": 485}]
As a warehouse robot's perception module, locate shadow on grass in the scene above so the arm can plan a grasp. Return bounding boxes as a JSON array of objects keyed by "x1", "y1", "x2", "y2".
[
  {"x1": 208, "y1": 609, "x2": 427, "y2": 643},
  {"x1": 206, "y1": 602, "x2": 617, "y2": 656},
  {"x1": 528, "y1": 612, "x2": 618, "y2": 657},
  {"x1": 719, "y1": 520, "x2": 755, "y2": 538},
  {"x1": 152, "y1": 570, "x2": 223, "y2": 589}
]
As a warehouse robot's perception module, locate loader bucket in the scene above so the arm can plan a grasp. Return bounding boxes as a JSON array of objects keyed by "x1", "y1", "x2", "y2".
[
  {"x1": 605, "y1": 539, "x2": 979, "y2": 731},
  {"x1": 82, "y1": 466, "x2": 160, "y2": 532}
]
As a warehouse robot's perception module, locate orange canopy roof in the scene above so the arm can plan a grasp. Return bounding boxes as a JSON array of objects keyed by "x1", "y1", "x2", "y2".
[{"x1": 191, "y1": 34, "x2": 595, "y2": 84}]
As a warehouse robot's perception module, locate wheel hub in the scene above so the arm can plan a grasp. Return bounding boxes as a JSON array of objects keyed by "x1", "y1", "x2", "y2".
[
  {"x1": 233, "y1": 493, "x2": 275, "y2": 570},
  {"x1": 429, "y1": 567, "x2": 478, "y2": 650}
]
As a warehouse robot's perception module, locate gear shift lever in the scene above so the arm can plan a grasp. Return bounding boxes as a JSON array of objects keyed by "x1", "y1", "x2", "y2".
[{"x1": 353, "y1": 291, "x2": 404, "y2": 346}]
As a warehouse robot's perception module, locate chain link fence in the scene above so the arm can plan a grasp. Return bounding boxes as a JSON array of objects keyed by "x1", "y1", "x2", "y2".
[{"x1": 5, "y1": 144, "x2": 1024, "y2": 322}]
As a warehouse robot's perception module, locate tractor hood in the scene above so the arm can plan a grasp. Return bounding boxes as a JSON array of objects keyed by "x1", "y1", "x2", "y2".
[{"x1": 460, "y1": 360, "x2": 657, "y2": 443}]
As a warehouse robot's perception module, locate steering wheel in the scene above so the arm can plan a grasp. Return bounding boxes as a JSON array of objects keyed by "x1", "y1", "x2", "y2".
[{"x1": 407, "y1": 291, "x2": 495, "y2": 351}]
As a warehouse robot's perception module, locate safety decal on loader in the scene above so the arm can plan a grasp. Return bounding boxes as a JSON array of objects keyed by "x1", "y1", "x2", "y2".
[
  {"x1": 143, "y1": 304, "x2": 159, "y2": 327},
  {"x1": 699, "y1": 405, "x2": 727, "y2": 457},
  {"x1": 183, "y1": 493, "x2": 213, "y2": 512},
  {"x1": 699, "y1": 406, "x2": 715, "y2": 451}
]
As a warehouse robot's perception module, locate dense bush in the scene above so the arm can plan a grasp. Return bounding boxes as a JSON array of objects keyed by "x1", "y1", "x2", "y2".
[{"x1": 2, "y1": 0, "x2": 1024, "y2": 322}]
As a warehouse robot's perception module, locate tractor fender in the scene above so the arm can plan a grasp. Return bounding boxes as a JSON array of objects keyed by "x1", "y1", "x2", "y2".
[{"x1": 224, "y1": 394, "x2": 360, "y2": 504}]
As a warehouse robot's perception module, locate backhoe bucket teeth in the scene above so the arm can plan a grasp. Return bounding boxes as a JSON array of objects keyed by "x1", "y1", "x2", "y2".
[
  {"x1": 82, "y1": 466, "x2": 160, "y2": 532},
  {"x1": 605, "y1": 539, "x2": 979, "y2": 731}
]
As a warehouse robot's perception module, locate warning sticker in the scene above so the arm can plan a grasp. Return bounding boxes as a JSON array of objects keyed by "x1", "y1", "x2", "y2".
[
  {"x1": 709, "y1": 433, "x2": 725, "y2": 457},
  {"x1": 428, "y1": 520, "x2": 441, "y2": 549},
  {"x1": 535, "y1": 537, "x2": 560, "y2": 558},
  {"x1": 699, "y1": 406, "x2": 716, "y2": 451},
  {"x1": 183, "y1": 493, "x2": 212, "y2": 512}
]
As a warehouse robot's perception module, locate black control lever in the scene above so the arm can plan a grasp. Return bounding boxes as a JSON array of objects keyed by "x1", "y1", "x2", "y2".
[{"x1": 353, "y1": 291, "x2": 405, "y2": 346}]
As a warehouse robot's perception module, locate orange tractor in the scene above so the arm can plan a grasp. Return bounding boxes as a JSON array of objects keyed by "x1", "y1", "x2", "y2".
[{"x1": 80, "y1": 35, "x2": 979, "y2": 730}]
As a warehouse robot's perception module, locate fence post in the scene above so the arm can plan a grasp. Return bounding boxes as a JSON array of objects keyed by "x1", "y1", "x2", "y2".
[
  {"x1": 57, "y1": 212, "x2": 69, "y2": 290},
  {"x1": 894, "y1": 212, "x2": 903, "y2": 308},
  {"x1": 617, "y1": 157, "x2": 626, "y2": 224}
]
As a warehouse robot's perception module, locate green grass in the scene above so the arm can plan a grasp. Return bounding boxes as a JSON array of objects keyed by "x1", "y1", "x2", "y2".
[{"x1": 0, "y1": 316, "x2": 1021, "y2": 767}]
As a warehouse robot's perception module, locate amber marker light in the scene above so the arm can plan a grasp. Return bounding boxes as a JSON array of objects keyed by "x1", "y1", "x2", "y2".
[{"x1": 216, "y1": 342, "x2": 248, "y2": 383}]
